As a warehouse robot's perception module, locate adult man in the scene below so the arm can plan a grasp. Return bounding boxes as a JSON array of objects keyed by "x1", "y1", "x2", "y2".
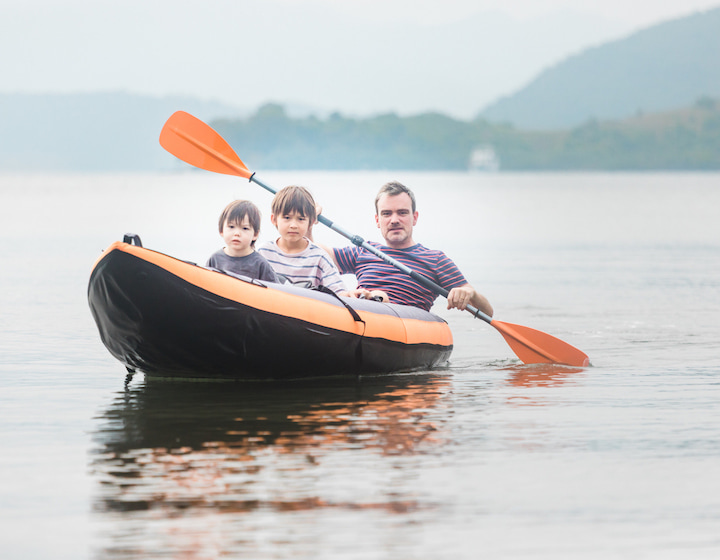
[{"x1": 326, "y1": 181, "x2": 493, "y2": 315}]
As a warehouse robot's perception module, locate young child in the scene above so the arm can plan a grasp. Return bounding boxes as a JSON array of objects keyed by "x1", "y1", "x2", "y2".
[
  {"x1": 206, "y1": 200, "x2": 278, "y2": 282},
  {"x1": 258, "y1": 186, "x2": 347, "y2": 295}
]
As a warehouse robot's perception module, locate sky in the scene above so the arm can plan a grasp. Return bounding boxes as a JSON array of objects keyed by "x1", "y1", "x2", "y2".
[{"x1": 2, "y1": 0, "x2": 719, "y2": 119}]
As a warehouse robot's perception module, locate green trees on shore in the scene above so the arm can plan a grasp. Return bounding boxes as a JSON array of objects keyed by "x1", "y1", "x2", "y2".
[{"x1": 213, "y1": 98, "x2": 720, "y2": 171}]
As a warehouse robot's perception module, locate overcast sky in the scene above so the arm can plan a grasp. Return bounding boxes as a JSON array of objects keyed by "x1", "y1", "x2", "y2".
[{"x1": 2, "y1": 0, "x2": 719, "y2": 118}]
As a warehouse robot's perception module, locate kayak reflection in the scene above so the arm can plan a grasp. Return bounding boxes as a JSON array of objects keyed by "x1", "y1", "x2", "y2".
[
  {"x1": 90, "y1": 373, "x2": 451, "y2": 515},
  {"x1": 504, "y1": 363, "x2": 585, "y2": 388},
  {"x1": 500, "y1": 363, "x2": 585, "y2": 408}
]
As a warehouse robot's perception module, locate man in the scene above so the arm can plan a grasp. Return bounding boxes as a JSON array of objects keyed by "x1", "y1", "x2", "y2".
[{"x1": 326, "y1": 181, "x2": 493, "y2": 315}]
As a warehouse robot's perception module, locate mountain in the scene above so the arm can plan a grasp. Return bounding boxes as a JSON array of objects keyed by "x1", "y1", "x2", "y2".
[
  {"x1": 0, "y1": 92, "x2": 248, "y2": 171},
  {"x1": 480, "y1": 7, "x2": 720, "y2": 130}
]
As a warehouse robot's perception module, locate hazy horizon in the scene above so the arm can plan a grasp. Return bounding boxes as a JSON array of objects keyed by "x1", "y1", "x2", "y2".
[{"x1": 2, "y1": 0, "x2": 719, "y2": 119}]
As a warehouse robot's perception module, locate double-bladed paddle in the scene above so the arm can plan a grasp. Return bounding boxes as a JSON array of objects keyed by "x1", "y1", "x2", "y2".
[{"x1": 159, "y1": 110, "x2": 590, "y2": 367}]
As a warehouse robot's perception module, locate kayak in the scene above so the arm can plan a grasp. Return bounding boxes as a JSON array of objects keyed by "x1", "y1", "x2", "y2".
[{"x1": 87, "y1": 236, "x2": 454, "y2": 380}]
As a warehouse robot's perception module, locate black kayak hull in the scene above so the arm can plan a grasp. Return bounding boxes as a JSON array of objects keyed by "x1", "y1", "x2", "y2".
[{"x1": 88, "y1": 241, "x2": 453, "y2": 380}]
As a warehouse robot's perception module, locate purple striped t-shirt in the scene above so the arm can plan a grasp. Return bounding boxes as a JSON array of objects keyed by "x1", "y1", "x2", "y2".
[{"x1": 333, "y1": 241, "x2": 467, "y2": 311}]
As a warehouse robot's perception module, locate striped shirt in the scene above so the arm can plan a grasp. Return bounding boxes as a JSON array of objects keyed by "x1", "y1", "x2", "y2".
[
  {"x1": 334, "y1": 242, "x2": 467, "y2": 311},
  {"x1": 258, "y1": 239, "x2": 347, "y2": 294}
]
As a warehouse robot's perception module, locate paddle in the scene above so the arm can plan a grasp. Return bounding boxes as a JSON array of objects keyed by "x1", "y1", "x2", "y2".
[{"x1": 159, "y1": 111, "x2": 590, "y2": 367}]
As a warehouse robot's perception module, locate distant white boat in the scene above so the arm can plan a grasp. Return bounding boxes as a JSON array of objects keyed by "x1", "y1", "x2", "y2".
[{"x1": 469, "y1": 145, "x2": 500, "y2": 171}]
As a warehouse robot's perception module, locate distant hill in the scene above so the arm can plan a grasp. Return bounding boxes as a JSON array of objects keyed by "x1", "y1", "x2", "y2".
[
  {"x1": 0, "y1": 92, "x2": 247, "y2": 171},
  {"x1": 210, "y1": 98, "x2": 720, "y2": 171},
  {"x1": 489, "y1": 97, "x2": 720, "y2": 170},
  {"x1": 480, "y1": 7, "x2": 720, "y2": 130}
]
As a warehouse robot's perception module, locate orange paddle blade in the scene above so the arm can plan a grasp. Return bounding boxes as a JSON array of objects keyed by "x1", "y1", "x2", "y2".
[
  {"x1": 159, "y1": 111, "x2": 252, "y2": 179},
  {"x1": 491, "y1": 319, "x2": 590, "y2": 367}
]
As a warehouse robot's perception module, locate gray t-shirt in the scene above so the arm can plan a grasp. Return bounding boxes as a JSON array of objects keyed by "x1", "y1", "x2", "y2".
[{"x1": 206, "y1": 249, "x2": 278, "y2": 283}]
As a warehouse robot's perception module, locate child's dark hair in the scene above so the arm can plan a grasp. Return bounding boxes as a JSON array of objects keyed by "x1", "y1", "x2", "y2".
[
  {"x1": 218, "y1": 200, "x2": 262, "y2": 246},
  {"x1": 271, "y1": 186, "x2": 317, "y2": 223}
]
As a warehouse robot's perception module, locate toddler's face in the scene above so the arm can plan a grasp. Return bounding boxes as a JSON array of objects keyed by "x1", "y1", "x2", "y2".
[{"x1": 222, "y1": 216, "x2": 258, "y2": 257}]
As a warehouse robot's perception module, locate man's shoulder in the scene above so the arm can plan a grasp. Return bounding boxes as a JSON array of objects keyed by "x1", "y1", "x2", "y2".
[
  {"x1": 394, "y1": 243, "x2": 449, "y2": 262},
  {"x1": 335, "y1": 243, "x2": 361, "y2": 252},
  {"x1": 352, "y1": 241, "x2": 448, "y2": 260},
  {"x1": 336, "y1": 241, "x2": 449, "y2": 261},
  {"x1": 408, "y1": 243, "x2": 444, "y2": 254}
]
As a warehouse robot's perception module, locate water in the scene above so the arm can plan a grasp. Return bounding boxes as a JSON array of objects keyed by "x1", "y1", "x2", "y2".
[{"x1": 1, "y1": 171, "x2": 719, "y2": 559}]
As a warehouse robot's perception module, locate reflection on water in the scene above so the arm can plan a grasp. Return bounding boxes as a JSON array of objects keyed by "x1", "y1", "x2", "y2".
[
  {"x1": 503, "y1": 363, "x2": 585, "y2": 388},
  {"x1": 499, "y1": 363, "x2": 585, "y2": 409},
  {"x1": 89, "y1": 373, "x2": 452, "y2": 555}
]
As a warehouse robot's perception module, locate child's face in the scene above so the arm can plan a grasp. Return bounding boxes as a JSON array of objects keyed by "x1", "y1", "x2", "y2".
[
  {"x1": 271, "y1": 210, "x2": 310, "y2": 243},
  {"x1": 222, "y1": 216, "x2": 258, "y2": 257}
]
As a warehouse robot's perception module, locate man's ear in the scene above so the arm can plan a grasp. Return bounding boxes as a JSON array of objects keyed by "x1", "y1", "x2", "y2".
[
  {"x1": 413, "y1": 211, "x2": 418, "y2": 225},
  {"x1": 375, "y1": 214, "x2": 380, "y2": 228}
]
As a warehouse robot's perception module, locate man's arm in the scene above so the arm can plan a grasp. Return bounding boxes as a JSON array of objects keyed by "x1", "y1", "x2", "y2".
[
  {"x1": 314, "y1": 240, "x2": 340, "y2": 268},
  {"x1": 306, "y1": 218, "x2": 340, "y2": 268},
  {"x1": 447, "y1": 284, "x2": 493, "y2": 317}
]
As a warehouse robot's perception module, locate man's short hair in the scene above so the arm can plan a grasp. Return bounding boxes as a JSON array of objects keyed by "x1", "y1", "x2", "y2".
[{"x1": 374, "y1": 181, "x2": 416, "y2": 213}]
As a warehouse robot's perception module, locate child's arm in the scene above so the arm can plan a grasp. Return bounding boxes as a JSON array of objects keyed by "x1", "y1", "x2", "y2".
[{"x1": 317, "y1": 253, "x2": 347, "y2": 295}]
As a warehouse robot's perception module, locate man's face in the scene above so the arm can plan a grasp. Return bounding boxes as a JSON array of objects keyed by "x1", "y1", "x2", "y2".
[{"x1": 375, "y1": 193, "x2": 418, "y2": 249}]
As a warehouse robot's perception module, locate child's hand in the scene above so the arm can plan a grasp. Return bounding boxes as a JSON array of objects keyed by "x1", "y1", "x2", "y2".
[
  {"x1": 348, "y1": 288, "x2": 389, "y2": 302},
  {"x1": 306, "y1": 206, "x2": 322, "y2": 241}
]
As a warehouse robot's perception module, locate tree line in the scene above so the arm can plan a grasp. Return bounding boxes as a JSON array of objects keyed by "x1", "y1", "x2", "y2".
[{"x1": 212, "y1": 98, "x2": 720, "y2": 171}]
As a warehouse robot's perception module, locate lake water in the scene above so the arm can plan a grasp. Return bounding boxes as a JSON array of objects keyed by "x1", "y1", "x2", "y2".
[{"x1": 1, "y1": 171, "x2": 719, "y2": 559}]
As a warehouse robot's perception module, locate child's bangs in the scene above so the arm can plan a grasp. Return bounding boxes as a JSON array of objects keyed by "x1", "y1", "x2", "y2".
[
  {"x1": 220, "y1": 200, "x2": 261, "y2": 233},
  {"x1": 278, "y1": 189, "x2": 315, "y2": 218},
  {"x1": 227, "y1": 206, "x2": 250, "y2": 225}
]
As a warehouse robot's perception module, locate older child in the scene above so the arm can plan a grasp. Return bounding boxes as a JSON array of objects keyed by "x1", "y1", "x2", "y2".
[
  {"x1": 206, "y1": 200, "x2": 278, "y2": 282},
  {"x1": 258, "y1": 186, "x2": 347, "y2": 295}
]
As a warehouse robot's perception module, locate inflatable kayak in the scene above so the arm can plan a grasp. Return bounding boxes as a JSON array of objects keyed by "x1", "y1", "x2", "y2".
[{"x1": 88, "y1": 236, "x2": 453, "y2": 380}]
